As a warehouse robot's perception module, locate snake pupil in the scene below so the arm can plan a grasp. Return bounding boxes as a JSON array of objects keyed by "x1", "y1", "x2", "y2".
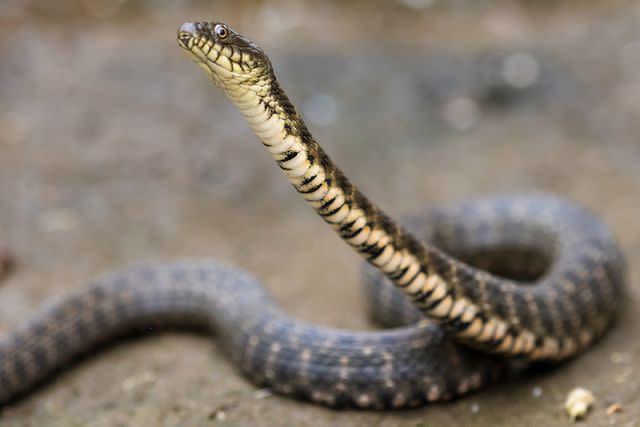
[{"x1": 215, "y1": 25, "x2": 228, "y2": 39}]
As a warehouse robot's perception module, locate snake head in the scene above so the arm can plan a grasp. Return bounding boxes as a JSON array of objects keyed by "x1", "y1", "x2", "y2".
[{"x1": 178, "y1": 21, "x2": 272, "y2": 89}]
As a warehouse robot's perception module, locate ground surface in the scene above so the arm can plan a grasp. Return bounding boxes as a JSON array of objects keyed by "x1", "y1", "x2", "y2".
[{"x1": 0, "y1": 1, "x2": 639, "y2": 426}]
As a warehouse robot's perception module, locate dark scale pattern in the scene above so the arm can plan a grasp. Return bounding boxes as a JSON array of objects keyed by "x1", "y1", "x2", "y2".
[
  {"x1": 363, "y1": 196, "x2": 627, "y2": 346},
  {"x1": 0, "y1": 260, "x2": 504, "y2": 408}
]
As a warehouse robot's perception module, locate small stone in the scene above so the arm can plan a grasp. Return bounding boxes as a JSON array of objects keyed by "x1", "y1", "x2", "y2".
[
  {"x1": 614, "y1": 367, "x2": 632, "y2": 384},
  {"x1": 564, "y1": 388, "x2": 595, "y2": 422},
  {"x1": 253, "y1": 388, "x2": 273, "y2": 400},
  {"x1": 470, "y1": 402, "x2": 480, "y2": 414},
  {"x1": 208, "y1": 401, "x2": 238, "y2": 421},
  {"x1": 121, "y1": 370, "x2": 156, "y2": 392},
  {"x1": 501, "y1": 52, "x2": 540, "y2": 89},
  {"x1": 532, "y1": 386, "x2": 543, "y2": 398},
  {"x1": 606, "y1": 402, "x2": 623, "y2": 416},
  {"x1": 609, "y1": 352, "x2": 631, "y2": 364}
]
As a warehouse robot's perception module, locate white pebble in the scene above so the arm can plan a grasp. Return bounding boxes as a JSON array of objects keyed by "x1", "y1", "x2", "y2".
[
  {"x1": 564, "y1": 387, "x2": 595, "y2": 421},
  {"x1": 532, "y1": 386, "x2": 543, "y2": 398},
  {"x1": 254, "y1": 388, "x2": 273, "y2": 400},
  {"x1": 501, "y1": 52, "x2": 540, "y2": 89}
]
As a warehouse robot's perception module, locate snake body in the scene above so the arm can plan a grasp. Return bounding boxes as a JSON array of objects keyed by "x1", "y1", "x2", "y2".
[{"x1": 0, "y1": 21, "x2": 626, "y2": 409}]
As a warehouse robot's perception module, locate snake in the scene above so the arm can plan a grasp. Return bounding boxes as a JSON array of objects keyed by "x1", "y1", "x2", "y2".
[{"x1": 0, "y1": 20, "x2": 626, "y2": 410}]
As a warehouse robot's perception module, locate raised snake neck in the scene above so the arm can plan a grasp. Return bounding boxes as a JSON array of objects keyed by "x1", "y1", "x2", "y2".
[{"x1": 177, "y1": 21, "x2": 626, "y2": 361}]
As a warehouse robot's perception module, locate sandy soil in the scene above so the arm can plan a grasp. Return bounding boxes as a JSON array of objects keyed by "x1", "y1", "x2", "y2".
[{"x1": 0, "y1": 1, "x2": 638, "y2": 426}]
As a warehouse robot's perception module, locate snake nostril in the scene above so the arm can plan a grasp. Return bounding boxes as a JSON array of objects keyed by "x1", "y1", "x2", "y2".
[{"x1": 177, "y1": 33, "x2": 192, "y2": 48}]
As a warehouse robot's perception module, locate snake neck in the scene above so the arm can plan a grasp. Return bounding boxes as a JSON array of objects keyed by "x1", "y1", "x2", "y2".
[
  {"x1": 222, "y1": 78, "x2": 553, "y2": 360},
  {"x1": 225, "y1": 79, "x2": 432, "y2": 275}
]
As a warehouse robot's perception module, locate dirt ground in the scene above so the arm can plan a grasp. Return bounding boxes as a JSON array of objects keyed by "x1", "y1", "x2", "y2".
[{"x1": 0, "y1": 1, "x2": 639, "y2": 426}]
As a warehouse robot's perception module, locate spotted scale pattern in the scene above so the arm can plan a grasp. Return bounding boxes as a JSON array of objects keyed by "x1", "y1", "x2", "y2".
[{"x1": 0, "y1": 260, "x2": 502, "y2": 408}]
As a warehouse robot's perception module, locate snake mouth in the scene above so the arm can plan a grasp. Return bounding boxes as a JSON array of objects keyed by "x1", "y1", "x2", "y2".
[
  {"x1": 177, "y1": 32, "x2": 192, "y2": 49},
  {"x1": 177, "y1": 21, "x2": 272, "y2": 91},
  {"x1": 177, "y1": 22, "x2": 201, "y2": 50}
]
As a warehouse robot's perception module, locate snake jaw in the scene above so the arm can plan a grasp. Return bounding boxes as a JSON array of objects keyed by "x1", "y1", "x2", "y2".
[
  {"x1": 177, "y1": 28, "x2": 193, "y2": 50},
  {"x1": 177, "y1": 21, "x2": 271, "y2": 91}
]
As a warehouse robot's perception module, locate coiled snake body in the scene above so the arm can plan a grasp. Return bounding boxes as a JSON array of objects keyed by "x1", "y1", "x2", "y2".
[{"x1": 0, "y1": 21, "x2": 626, "y2": 409}]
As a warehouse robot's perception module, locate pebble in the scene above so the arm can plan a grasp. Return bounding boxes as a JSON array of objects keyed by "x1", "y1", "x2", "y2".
[
  {"x1": 532, "y1": 386, "x2": 543, "y2": 398},
  {"x1": 121, "y1": 370, "x2": 156, "y2": 392},
  {"x1": 609, "y1": 352, "x2": 631, "y2": 364},
  {"x1": 501, "y1": 52, "x2": 541, "y2": 89},
  {"x1": 606, "y1": 402, "x2": 623, "y2": 416},
  {"x1": 564, "y1": 387, "x2": 595, "y2": 422},
  {"x1": 254, "y1": 388, "x2": 273, "y2": 400}
]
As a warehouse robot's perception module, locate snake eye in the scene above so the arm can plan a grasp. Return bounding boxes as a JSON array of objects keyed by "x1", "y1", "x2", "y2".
[{"x1": 215, "y1": 24, "x2": 229, "y2": 39}]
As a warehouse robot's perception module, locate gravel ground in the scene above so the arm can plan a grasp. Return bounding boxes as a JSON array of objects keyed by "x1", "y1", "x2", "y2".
[{"x1": 0, "y1": 1, "x2": 638, "y2": 426}]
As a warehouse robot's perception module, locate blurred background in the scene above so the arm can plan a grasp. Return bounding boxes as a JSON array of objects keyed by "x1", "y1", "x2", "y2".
[{"x1": 0, "y1": 1, "x2": 638, "y2": 425}]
